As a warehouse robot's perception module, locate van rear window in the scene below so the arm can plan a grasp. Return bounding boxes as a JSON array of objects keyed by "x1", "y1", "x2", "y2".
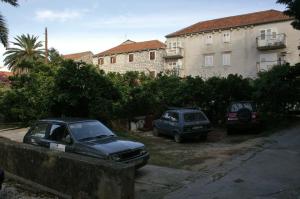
[{"x1": 230, "y1": 102, "x2": 255, "y2": 112}]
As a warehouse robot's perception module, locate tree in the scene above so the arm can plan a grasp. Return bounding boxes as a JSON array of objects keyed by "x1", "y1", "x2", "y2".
[
  {"x1": 3, "y1": 34, "x2": 44, "y2": 73},
  {"x1": 0, "y1": 0, "x2": 18, "y2": 47},
  {"x1": 277, "y1": 0, "x2": 300, "y2": 30}
]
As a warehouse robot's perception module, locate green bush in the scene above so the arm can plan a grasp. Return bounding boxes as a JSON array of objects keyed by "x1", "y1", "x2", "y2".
[{"x1": 0, "y1": 61, "x2": 298, "y2": 125}]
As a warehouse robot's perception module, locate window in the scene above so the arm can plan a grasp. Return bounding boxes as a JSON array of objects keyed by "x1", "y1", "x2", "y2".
[
  {"x1": 169, "y1": 112, "x2": 179, "y2": 122},
  {"x1": 129, "y1": 54, "x2": 134, "y2": 62},
  {"x1": 172, "y1": 42, "x2": 177, "y2": 49},
  {"x1": 206, "y1": 34, "x2": 213, "y2": 44},
  {"x1": 204, "y1": 55, "x2": 214, "y2": 66},
  {"x1": 49, "y1": 124, "x2": 70, "y2": 144},
  {"x1": 98, "y1": 58, "x2": 104, "y2": 65},
  {"x1": 260, "y1": 28, "x2": 277, "y2": 40},
  {"x1": 223, "y1": 32, "x2": 231, "y2": 43},
  {"x1": 150, "y1": 51, "x2": 155, "y2": 60},
  {"x1": 110, "y1": 56, "x2": 116, "y2": 64},
  {"x1": 222, "y1": 53, "x2": 231, "y2": 66},
  {"x1": 31, "y1": 123, "x2": 48, "y2": 138}
]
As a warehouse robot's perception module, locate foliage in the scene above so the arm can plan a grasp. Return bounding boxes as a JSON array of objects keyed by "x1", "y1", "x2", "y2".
[
  {"x1": 51, "y1": 60, "x2": 121, "y2": 124},
  {"x1": 0, "y1": 59, "x2": 299, "y2": 125},
  {"x1": 277, "y1": 0, "x2": 300, "y2": 30},
  {"x1": 3, "y1": 34, "x2": 44, "y2": 73},
  {"x1": 0, "y1": 0, "x2": 18, "y2": 47},
  {"x1": 0, "y1": 62, "x2": 55, "y2": 123},
  {"x1": 253, "y1": 63, "x2": 300, "y2": 114}
]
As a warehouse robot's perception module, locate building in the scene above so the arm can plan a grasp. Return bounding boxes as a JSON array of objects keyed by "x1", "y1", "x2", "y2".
[
  {"x1": 93, "y1": 40, "x2": 166, "y2": 76},
  {"x1": 63, "y1": 51, "x2": 94, "y2": 64},
  {"x1": 165, "y1": 10, "x2": 300, "y2": 78}
]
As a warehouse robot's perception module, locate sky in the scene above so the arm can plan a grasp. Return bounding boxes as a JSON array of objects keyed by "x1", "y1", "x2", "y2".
[{"x1": 0, "y1": 0, "x2": 286, "y2": 70}]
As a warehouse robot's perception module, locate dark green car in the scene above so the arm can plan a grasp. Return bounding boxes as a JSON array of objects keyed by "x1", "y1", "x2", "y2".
[{"x1": 23, "y1": 118, "x2": 149, "y2": 169}]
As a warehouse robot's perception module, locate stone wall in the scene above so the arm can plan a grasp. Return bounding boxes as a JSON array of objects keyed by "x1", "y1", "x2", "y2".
[
  {"x1": 93, "y1": 49, "x2": 165, "y2": 76},
  {"x1": 0, "y1": 138, "x2": 135, "y2": 199}
]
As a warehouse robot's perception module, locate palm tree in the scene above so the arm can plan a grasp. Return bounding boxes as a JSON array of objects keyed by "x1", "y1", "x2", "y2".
[
  {"x1": 0, "y1": 0, "x2": 18, "y2": 47},
  {"x1": 4, "y1": 34, "x2": 45, "y2": 73}
]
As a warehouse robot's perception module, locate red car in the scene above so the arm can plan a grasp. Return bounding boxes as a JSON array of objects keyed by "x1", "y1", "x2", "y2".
[{"x1": 226, "y1": 101, "x2": 261, "y2": 133}]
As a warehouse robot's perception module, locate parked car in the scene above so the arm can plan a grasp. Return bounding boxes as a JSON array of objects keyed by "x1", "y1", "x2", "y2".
[
  {"x1": 153, "y1": 108, "x2": 212, "y2": 143},
  {"x1": 226, "y1": 101, "x2": 261, "y2": 133},
  {"x1": 23, "y1": 118, "x2": 149, "y2": 169},
  {"x1": 0, "y1": 168, "x2": 4, "y2": 190}
]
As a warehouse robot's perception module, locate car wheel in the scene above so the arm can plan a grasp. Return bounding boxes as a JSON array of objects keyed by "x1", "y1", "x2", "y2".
[
  {"x1": 174, "y1": 134, "x2": 182, "y2": 143},
  {"x1": 153, "y1": 127, "x2": 160, "y2": 136},
  {"x1": 227, "y1": 127, "x2": 234, "y2": 135},
  {"x1": 200, "y1": 133, "x2": 208, "y2": 141}
]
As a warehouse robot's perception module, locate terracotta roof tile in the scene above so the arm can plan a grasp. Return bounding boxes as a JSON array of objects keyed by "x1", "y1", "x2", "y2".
[
  {"x1": 63, "y1": 51, "x2": 93, "y2": 60},
  {"x1": 0, "y1": 71, "x2": 13, "y2": 76},
  {"x1": 95, "y1": 40, "x2": 166, "y2": 57},
  {"x1": 166, "y1": 10, "x2": 292, "y2": 38}
]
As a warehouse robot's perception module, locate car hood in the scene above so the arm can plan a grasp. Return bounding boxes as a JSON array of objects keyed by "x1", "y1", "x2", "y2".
[{"x1": 79, "y1": 137, "x2": 144, "y2": 155}]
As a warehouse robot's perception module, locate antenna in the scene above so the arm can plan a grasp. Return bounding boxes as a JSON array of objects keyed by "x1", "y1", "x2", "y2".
[{"x1": 45, "y1": 27, "x2": 48, "y2": 64}]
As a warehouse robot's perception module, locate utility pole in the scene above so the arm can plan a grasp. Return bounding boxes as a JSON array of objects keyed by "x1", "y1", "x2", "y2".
[{"x1": 45, "y1": 27, "x2": 48, "y2": 64}]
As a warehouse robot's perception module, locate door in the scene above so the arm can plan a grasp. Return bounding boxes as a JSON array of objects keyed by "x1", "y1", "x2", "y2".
[
  {"x1": 47, "y1": 123, "x2": 74, "y2": 153},
  {"x1": 28, "y1": 122, "x2": 50, "y2": 147}
]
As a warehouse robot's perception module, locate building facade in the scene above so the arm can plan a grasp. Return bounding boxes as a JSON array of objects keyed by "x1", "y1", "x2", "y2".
[
  {"x1": 93, "y1": 40, "x2": 166, "y2": 76},
  {"x1": 165, "y1": 10, "x2": 300, "y2": 78},
  {"x1": 63, "y1": 51, "x2": 94, "y2": 64}
]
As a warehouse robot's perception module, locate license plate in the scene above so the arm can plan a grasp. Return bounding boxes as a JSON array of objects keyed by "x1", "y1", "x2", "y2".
[{"x1": 132, "y1": 158, "x2": 144, "y2": 165}]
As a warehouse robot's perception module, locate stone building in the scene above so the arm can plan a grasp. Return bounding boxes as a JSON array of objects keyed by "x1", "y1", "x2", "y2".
[
  {"x1": 63, "y1": 51, "x2": 94, "y2": 64},
  {"x1": 93, "y1": 40, "x2": 166, "y2": 76},
  {"x1": 164, "y1": 10, "x2": 300, "y2": 78}
]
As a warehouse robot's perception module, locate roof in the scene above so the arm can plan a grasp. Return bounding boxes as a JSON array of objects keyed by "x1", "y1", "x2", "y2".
[
  {"x1": 166, "y1": 10, "x2": 292, "y2": 38},
  {"x1": 0, "y1": 71, "x2": 13, "y2": 77},
  {"x1": 63, "y1": 51, "x2": 93, "y2": 60},
  {"x1": 39, "y1": 118, "x2": 97, "y2": 124},
  {"x1": 95, "y1": 40, "x2": 166, "y2": 57}
]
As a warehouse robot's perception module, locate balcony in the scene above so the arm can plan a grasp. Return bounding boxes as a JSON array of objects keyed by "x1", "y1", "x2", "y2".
[
  {"x1": 257, "y1": 60, "x2": 286, "y2": 71},
  {"x1": 164, "y1": 47, "x2": 184, "y2": 59},
  {"x1": 256, "y1": 33, "x2": 286, "y2": 50}
]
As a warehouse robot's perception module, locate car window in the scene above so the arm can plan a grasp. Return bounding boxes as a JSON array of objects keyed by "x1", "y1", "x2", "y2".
[
  {"x1": 30, "y1": 123, "x2": 48, "y2": 138},
  {"x1": 169, "y1": 112, "x2": 179, "y2": 122},
  {"x1": 184, "y1": 112, "x2": 207, "y2": 122},
  {"x1": 162, "y1": 112, "x2": 171, "y2": 120},
  {"x1": 69, "y1": 121, "x2": 114, "y2": 141},
  {"x1": 230, "y1": 102, "x2": 254, "y2": 112},
  {"x1": 49, "y1": 124, "x2": 70, "y2": 144}
]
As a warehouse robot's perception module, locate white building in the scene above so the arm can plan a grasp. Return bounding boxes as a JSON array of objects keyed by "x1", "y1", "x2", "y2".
[
  {"x1": 93, "y1": 40, "x2": 166, "y2": 76},
  {"x1": 164, "y1": 10, "x2": 300, "y2": 78}
]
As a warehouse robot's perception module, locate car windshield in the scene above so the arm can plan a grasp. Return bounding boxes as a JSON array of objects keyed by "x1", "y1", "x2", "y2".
[
  {"x1": 184, "y1": 112, "x2": 207, "y2": 122},
  {"x1": 69, "y1": 121, "x2": 115, "y2": 141},
  {"x1": 230, "y1": 102, "x2": 255, "y2": 112}
]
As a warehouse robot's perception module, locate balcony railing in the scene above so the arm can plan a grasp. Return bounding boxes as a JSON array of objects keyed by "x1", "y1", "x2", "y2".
[
  {"x1": 257, "y1": 60, "x2": 286, "y2": 71},
  {"x1": 164, "y1": 47, "x2": 184, "y2": 59},
  {"x1": 256, "y1": 33, "x2": 286, "y2": 50}
]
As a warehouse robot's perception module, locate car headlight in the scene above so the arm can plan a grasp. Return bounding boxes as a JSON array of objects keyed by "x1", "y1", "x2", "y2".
[
  {"x1": 140, "y1": 149, "x2": 148, "y2": 155},
  {"x1": 110, "y1": 154, "x2": 121, "y2": 161}
]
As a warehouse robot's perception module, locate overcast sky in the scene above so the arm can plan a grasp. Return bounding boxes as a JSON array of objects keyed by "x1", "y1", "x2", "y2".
[{"x1": 0, "y1": 0, "x2": 286, "y2": 70}]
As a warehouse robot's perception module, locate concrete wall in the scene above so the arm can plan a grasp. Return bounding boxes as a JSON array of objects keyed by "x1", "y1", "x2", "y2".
[
  {"x1": 166, "y1": 20, "x2": 300, "y2": 78},
  {"x1": 0, "y1": 138, "x2": 135, "y2": 199},
  {"x1": 93, "y1": 49, "x2": 165, "y2": 76}
]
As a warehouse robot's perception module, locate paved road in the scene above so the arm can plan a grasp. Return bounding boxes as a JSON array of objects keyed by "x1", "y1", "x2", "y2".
[{"x1": 165, "y1": 125, "x2": 300, "y2": 199}]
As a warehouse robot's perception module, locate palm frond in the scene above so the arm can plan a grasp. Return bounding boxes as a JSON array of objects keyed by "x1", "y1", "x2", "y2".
[
  {"x1": 1, "y1": 0, "x2": 18, "y2": 6},
  {"x1": 0, "y1": 13, "x2": 8, "y2": 47}
]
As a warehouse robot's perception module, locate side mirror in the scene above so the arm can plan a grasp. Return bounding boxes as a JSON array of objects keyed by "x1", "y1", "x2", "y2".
[{"x1": 65, "y1": 135, "x2": 72, "y2": 144}]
